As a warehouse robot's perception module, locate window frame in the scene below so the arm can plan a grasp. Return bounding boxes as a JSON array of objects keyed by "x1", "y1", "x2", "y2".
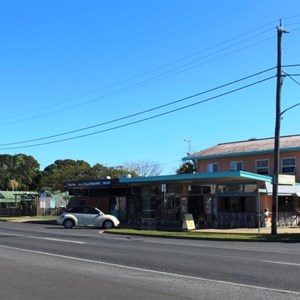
[
  {"x1": 256, "y1": 159, "x2": 269, "y2": 175},
  {"x1": 230, "y1": 161, "x2": 243, "y2": 171},
  {"x1": 281, "y1": 157, "x2": 296, "y2": 174},
  {"x1": 207, "y1": 163, "x2": 218, "y2": 173}
]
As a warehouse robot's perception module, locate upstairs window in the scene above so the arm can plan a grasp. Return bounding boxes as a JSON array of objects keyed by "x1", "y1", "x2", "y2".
[
  {"x1": 207, "y1": 163, "x2": 218, "y2": 173},
  {"x1": 282, "y1": 157, "x2": 296, "y2": 174},
  {"x1": 230, "y1": 161, "x2": 243, "y2": 171},
  {"x1": 256, "y1": 159, "x2": 269, "y2": 175}
]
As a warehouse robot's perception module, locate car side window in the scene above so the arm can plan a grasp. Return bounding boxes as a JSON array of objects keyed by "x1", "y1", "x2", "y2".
[
  {"x1": 82, "y1": 207, "x2": 97, "y2": 214},
  {"x1": 68, "y1": 207, "x2": 80, "y2": 213},
  {"x1": 91, "y1": 208, "x2": 99, "y2": 214}
]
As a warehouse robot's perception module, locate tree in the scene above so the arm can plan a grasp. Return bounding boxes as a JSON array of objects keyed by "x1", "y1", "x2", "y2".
[
  {"x1": 121, "y1": 160, "x2": 162, "y2": 177},
  {"x1": 89, "y1": 163, "x2": 137, "y2": 179},
  {"x1": 0, "y1": 154, "x2": 13, "y2": 190},
  {"x1": 0, "y1": 154, "x2": 40, "y2": 190},
  {"x1": 9, "y1": 179, "x2": 19, "y2": 191},
  {"x1": 42, "y1": 160, "x2": 138, "y2": 191},
  {"x1": 176, "y1": 162, "x2": 196, "y2": 174},
  {"x1": 13, "y1": 154, "x2": 40, "y2": 190},
  {"x1": 42, "y1": 159, "x2": 92, "y2": 191},
  {"x1": 29, "y1": 170, "x2": 44, "y2": 191}
]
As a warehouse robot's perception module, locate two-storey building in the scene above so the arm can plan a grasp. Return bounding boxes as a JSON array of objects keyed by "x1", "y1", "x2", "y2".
[
  {"x1": 185, "y1": 135, "x2": 300, "y2": 181},
  {"x1": 182, "y1": 134, "x2": 300, "y2": 227}
]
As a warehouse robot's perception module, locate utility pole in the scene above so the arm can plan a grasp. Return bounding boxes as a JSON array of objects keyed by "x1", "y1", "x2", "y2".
[{"x1": 271, "y1": 20, "x2": 288, "y2": 235}]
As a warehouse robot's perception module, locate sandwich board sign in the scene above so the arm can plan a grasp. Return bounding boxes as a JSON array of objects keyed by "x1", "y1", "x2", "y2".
[{"x1": 182, "y1": 214, "x2": 196, "y2": 230}]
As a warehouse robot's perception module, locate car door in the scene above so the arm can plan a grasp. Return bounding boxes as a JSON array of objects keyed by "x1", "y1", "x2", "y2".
[
  {"x1": 82, "y1": 207, "x2": 101, "y2": 226},
  {"x1": 72, "y1": 207, "x2": 85, "y2": 226}
]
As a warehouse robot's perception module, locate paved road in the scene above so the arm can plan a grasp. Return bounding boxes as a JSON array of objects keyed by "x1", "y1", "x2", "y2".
[{"x1": 0, "y1": 222, "x2": 299, "y2": 299}]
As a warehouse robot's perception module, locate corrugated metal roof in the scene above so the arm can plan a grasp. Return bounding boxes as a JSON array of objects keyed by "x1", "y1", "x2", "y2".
[
  {"x1": 0, "y1": 198, "x2": 17, "y2": 203},
  {"x1": 0, "y1": 191, "x2": 16, "y2": 199},
  {"x1": 0, "y1": 191, "x2": 38, "y2": 203},
  {"x1": 264, "y1": 182, "x2": 300, "y2": 196},
  {"x1": 184, "y1": 134, "x2": 300, "y2": 160}
]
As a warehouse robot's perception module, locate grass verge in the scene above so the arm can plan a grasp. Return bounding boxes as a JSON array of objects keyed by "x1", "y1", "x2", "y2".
[{"x1": 106, "y1": 228, "x2": 300, "y2": 242}]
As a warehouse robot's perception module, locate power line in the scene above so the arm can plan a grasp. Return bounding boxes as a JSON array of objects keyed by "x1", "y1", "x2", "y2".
[
  {"x1": 0, "y1": 75, "x2": 275, "y2": 150},
  {"x1": 0, "y1": 35, "x2": 275, "y2": 128},
  {"x1": 282, "y1": 71, "x2": 300, "y2": 86},
  {"x1": 282, "y1": 64, "x2": 300, "y2": 68},
  {"x1": 0, "y1": 21, "x2": 278, "y2": 126},
  {"x1": 0, "y1": 67, "x2": 276, "y2": 147}
]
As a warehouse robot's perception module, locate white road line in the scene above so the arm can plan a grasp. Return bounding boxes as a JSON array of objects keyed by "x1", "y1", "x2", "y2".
[
  {"x1": 0, "y1": 244, "x2": 299, "y2": 296},
  {"x1": 0, "y1": 225, "x2": 93, "y2": 238},
  {"x1": 0, "y1": 232, "x2": 85, "y2": 244},
  {"x1": 27, "y1": 236, "x2": 86, "y2": 244},
  {"x1": 142, "y1": 239, "x2": 298, "y2": 255},
  {"x1": 0, "y1": 232, "x2": 24, "y2": 237},
  {"x1": 262, "y1": 260, "x2": 300, "y2": 266},
  {"x1": 0, "y1": 226, "x2": 55, "y2": 234}
]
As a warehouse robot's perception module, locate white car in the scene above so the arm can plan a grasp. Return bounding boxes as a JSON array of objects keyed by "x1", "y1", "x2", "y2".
[{"x1": 57, "y1": 206, "x2": 120, "y2": 229}]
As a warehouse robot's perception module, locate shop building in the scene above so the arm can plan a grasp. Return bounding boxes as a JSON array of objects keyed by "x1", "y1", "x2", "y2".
[
  {"x1": 65, "y1": 171, "x2": 300, "y2": 229},
  {"x1": 65, "y1": 135, "x2": 300, "y2": 229}
]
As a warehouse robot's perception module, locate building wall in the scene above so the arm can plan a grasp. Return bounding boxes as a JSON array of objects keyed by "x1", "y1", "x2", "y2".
[
  {"x1": 83, "y1": 196, "x2": 109, "y2": 213},
  {"x1": 197, "y1": 150, "x2": 300, "y2": 182}
]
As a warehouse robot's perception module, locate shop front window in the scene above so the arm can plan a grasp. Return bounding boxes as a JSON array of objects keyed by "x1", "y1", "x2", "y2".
[
  {"x1": 110, "y1": 196, "x2": 127, "y2": 221},
  {"x1": 139, "y1": 184, "x2": 184, "y2": 222}
]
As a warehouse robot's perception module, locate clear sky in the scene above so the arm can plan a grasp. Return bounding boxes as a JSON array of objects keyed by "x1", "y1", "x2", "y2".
[{"x1": 1, "y1": 0, "x2": 300, "y2": 174}]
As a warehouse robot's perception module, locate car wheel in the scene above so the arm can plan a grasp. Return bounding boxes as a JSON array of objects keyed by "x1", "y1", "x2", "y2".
[
  {"x1": 103, "y1": 220, "x2": 113, "y2": 229},
  {"x1": 63, "y1": 219, "x2": 74, "y2": 229}
]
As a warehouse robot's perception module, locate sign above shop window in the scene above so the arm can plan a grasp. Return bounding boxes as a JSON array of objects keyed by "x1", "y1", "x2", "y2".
[
  {"x1": 65, "y1": 178, "x2": 119, "y2": 188},
  {"x1": 278, "y1": 174, "x2": 295, "y2": 185}
]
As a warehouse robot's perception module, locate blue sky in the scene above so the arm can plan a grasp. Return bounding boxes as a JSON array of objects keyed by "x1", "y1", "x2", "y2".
[{"x1": 1, "y1": 0, "x2": 300, "y2": 174}]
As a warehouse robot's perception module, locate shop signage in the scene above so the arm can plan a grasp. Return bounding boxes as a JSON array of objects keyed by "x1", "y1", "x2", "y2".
[
  {"x1": 278, "y1": 174, "x2": 295, "y2": 185},
  {"x1": 65, "y1": 178, "x2": 119, "y2": 188},
  {"x1": 182, "y1": 214, "x2": 196, "y2": 230}
]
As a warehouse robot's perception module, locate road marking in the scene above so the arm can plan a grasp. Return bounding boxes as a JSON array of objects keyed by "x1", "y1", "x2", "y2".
[
  {"x1": 27, "y1": 236, "x2": 86, "y2": 244},
  {"x1": 0, "y1": 226, "x2": 55, "y2": 234},
  {"x1": 0, "y1": 232, "x2": 24, "y2": 237},
  {"x1": 0, "y1": 232, "x2": 85, "y2": 244},
  {"x1": 262, "y1": 260, "x2": 300, "y2": 266},
  {"x1": 0, "y1": 225, "x2": 95, "y2": 238},
  {"x1": 0, "y1": 244, "x2": 299, "y2": 296}
]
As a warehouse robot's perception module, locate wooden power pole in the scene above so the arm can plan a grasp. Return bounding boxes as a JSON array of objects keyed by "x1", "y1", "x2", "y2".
[{"x1": 271, "y1": 20, "x2": 288, "y2": 235}]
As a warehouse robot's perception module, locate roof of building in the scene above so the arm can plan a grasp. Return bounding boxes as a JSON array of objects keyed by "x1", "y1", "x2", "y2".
[
  {"x1": 119, "y1": 171, "x2": 272, "y2": 184},
  {"x1": 183, "y1": 134, "x2": 300, "y2": 160},
  {"x1": 262, "y1": 182, "x2": 300, "y2": 196},
  {"x1": 0, "y1": 191, "x2": 38, "y2": 203}
]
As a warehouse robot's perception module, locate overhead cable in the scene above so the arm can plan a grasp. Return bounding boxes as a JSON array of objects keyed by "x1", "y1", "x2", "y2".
[
  {"x1": 1, "y1": 22, "x2": 277, "y2": 125},
  {"x1": 0, "y1": 67, "x2": 276, "y2": 147},
  {"x1": 0, "y1": 75, "x2": 275, "y2": 150}
]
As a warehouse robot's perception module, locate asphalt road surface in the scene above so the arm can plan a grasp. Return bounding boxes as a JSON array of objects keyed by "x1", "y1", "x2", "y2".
[{"x1": 0, "y1": 222, "x2": 299, "y2": 300}]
